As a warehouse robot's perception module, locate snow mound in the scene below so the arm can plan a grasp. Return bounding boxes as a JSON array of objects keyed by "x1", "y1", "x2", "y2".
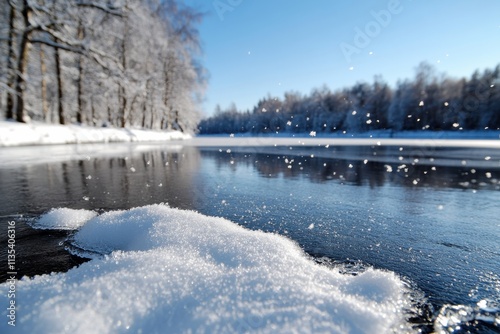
[
  {"x1": 0, "y1": 121, "x2": 190, "y2": 147},
  {"x1": 34, "y1": 208, "x2": 98, "y2": 230},
  {"x1": 0, "y1": 205, "x2": 416, "y2": 333}
]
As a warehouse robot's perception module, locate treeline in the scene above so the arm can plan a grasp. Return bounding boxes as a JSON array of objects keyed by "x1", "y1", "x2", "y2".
[
  {"x1": 0, "y1": 0, "x2": 205, "y2": 133},
  {"x1": 199, "y1": 62, "x2": 500, "y2": 135}
]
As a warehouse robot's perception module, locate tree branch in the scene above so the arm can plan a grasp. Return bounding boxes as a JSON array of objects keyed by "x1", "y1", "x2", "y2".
[
  {"x1": 30, "y1": 38, "x2": 83, "y2": 53},
  {"x1": 75, "y1": 1, "x2": 123, "y2": 16},
  {"x1": 0, "y1": 82, "x2": 20, "y2": 96}
]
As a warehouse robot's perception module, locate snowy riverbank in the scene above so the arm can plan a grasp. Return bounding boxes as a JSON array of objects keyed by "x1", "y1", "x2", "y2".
[
  {"x1": 0, "y1": 121, "x2": 190, "y2": 147},
  {"x1": 200, "y1": 129, "x2": 500, "y2": 140}
]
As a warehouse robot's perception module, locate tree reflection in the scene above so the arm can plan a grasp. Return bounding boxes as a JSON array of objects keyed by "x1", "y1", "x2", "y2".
[
  {"x1": 0, "y1": 146, "x2": 201, "y2": 216},
  {"x1": 200, "y1": 146, "x2": 500, "y2": 191}
]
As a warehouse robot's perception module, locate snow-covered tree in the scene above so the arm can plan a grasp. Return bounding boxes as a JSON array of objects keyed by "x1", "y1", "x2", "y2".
[
  {"x1": 0, "y1": 0, "x2": 205, "y2": 133},
  {"x1": 199, "y1": 62, "x2": 499, "y2": 135}
]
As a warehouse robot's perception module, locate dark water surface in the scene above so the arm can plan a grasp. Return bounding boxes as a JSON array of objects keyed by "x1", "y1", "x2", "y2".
[{"x1": 1, "y1": 141, "x2": 499, "y2": 332}]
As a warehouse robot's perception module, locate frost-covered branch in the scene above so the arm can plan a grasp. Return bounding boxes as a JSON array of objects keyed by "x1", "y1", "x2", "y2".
[
  {"x1": 0, "y1": 82, "x2": 20, "y2": 96},
  {"x1": 30, "y1": 38, "x2": 83, "y2": 53},
  {"x1": 75, "y1": 1, "x2": 123, "y2": 16}
]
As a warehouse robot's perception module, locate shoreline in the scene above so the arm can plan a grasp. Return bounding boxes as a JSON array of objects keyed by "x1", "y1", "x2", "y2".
[
  {"x1": 1, "y1": 120, "x2": 499, "y2": 148},
  {"x1": 0, "y1": 121, "x2": 190, "y2": 147}
]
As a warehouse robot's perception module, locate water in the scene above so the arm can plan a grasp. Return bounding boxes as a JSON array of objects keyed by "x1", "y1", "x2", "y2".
[{"x1": 0, "y1": 140, "x2": 499, "y2": 332}]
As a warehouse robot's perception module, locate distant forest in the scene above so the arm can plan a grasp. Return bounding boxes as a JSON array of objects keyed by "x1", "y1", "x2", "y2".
[
  {"x1": 0, "y1": 0, "x2": 205, "y2": 133},
  {"x1": 199, "y1": 62, "x2": 500, "y2": 135}
]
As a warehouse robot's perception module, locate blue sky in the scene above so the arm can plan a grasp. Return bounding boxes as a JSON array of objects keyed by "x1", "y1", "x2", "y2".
[{"x1": 184, "y1": 0, "x2": 500, "y2": 117}]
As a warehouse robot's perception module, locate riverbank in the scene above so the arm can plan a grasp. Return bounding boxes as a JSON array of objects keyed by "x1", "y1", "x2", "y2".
[
  {"x1": 199, "y1": 129, "x2": 500, "y2": 140},
  {"x1": 0, "y1": 121, "x2": 190, "y2": 147}
]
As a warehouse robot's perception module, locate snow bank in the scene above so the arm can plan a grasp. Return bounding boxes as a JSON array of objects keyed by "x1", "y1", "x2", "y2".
[
  {"x1": 200, "y1": 129, "x2": 500, "y2": 140},
  {"x1": 1, "y1": 205, "x2": 416, "y2": 333},
  {"x1": 0, "y1": 121, "x2": 190, "y2": 147}
]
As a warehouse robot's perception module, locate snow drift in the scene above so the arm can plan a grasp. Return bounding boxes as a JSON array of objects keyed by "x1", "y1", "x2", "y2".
[{"x1": 0, "y1": 205, "x2": 416, "y2": 333}]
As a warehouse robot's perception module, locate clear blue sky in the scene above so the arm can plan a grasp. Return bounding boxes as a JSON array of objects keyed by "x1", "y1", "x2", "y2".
[{"x1": 184, "y1": 0, "x2": 500, "y2": 117}]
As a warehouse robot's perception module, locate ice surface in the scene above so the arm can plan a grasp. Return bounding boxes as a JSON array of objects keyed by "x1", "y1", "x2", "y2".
[
  {"x1": 0, "y1": 121, "x2": 189, "y2": 147},
  {"x1": 0, "y1": 205, "x2": 416, "y2": 333},
  {"x1": 0, "y1": 142, "x2": 184, "y2": 168},
  {"x1": 186, "y1": 136, "x2": 500, "y2": 149},
  {"x1": 34, "y1": 208, "x2": 98, "y2": 230},
  {"x1": 435, "y1": 301, "x2": 500, "y2": 332}
]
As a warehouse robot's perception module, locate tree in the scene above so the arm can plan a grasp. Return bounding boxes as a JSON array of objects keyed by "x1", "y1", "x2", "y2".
[
  {"x1": 198, "y1": 62, "x2": 500, "y2": 135},
  {"x1": 0, "y1": 0, "x2": 206, "y2": 133}
]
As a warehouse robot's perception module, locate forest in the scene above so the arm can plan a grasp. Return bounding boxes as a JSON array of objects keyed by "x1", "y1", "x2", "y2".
[
  {"x1": 2, "y1": 2, "x2": 499, "y2": 137},
  {"x1": 0, "y1": 0, "x2": 205, "y2": 133},
  {"x1": 199, "y1": 62, "x2": 500, "y2": 135}
]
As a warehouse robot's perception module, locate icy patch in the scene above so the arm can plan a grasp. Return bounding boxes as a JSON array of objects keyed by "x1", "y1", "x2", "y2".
[
  {"x1": 1, "y1": 205, "x2": 417, "y2": 333},
  {"x1": 435, "y1": 300, "x2": 500, "y2": 333},
  {"x1": 34, "y1": 208, "x2": 97, "y2": 230}
]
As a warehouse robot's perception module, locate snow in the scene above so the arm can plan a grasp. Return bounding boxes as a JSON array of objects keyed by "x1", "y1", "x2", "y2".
[
  {"x1": 199, "y1": 129, "x2": 500, "y2": 140},
  {"x1": 0, "y1": 121, "x2": 190, "y2": 147},
  {"x1": 34, "y1": 208, "x2": 98, "y2": 230},
  {"x1": 189, "y1": 136, "x2": 500, "y2": 149},
  {"x1": 1, "y1": 205, "x2": 416, "y2": 333}
]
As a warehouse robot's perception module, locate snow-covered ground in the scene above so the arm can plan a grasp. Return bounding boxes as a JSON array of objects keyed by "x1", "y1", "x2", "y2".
[
  {"x1": 1, "y1": 120, "x2": 498, "y2": 148},
  {"x1": 0, "y1": 205, "x2": 416, "y2": 333},
  {"x1": 0, "y1": 121, "x2": 190, "y2": 147},
  {"x1": 189, "y1": 136, "x2": 500, "y2": 148}
]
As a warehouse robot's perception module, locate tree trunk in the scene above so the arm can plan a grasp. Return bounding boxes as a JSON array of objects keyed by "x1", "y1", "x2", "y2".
[
  {"x1": 118, "y1": 18, "x2": 128, "y2": 128},
  {"x1": 119, "y1": 84, "x2": 127, "y2": 127},
  {"x1": 142, "y1": 79, "x2": 150, "y2": 128},
  {"x1": 6, "y1": 3, "x2": 16, "y2": 120},
  {"x1": 107, "y1": 103, "x2": 112, "y2": 126},
  {"x1": 55, "y1": 43, "x2": 65, "y2": 124},
  {"x1": 162, "y1": 58, "x2": 173, "y2": 130},
  {"x1": 76, "y1": 19, "x2": 85, "y2": 124},
  {"x1": 39, "y1": 45, "x2": 49, "y2": 121},
  {"x1": 91, "y1": 96, "x2": 96, "y2": 126},
  {"x1": 15, "y1": 1, "x2": 32, "y2": 123},
  {"x1": 141, "y1": 101, "x2": 147, "y2": 128},
  {"x1": 175, "y1": 110, "x2": 184, "y2": 132},
  {"x1": 150, "y1": 107, "x2": 155, "y2": 129}
]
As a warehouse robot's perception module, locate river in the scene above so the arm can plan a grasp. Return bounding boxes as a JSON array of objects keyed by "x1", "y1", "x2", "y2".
[{"x1": 0, "y1": 138, "x2": 499, "y2": 332}]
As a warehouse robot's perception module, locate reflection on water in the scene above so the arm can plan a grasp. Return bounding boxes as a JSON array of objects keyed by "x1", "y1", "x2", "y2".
[
  {"x1": 202, "y1": 145, "x2": 500, "y2": 190},
  {"x1": 0, "y1": 146, "x2": 201, "y2": 215},
  {"x1": 0, "y1": 143, "x2": 499, "y2": 330},
  {"x1": 0, "y1": 146, "x2": 201, "y2": 281}
]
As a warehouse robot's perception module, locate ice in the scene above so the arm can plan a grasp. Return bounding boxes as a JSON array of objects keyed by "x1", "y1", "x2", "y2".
[
  {"x1": 0, "y1": 204, "x2": 416, "y2": 333},
  {"x1": 435, "y1": 301, "x2": 500, "y2": 332},
  {"x1": 33, "y1": 208, "x2": 97, "y2": 230}
]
